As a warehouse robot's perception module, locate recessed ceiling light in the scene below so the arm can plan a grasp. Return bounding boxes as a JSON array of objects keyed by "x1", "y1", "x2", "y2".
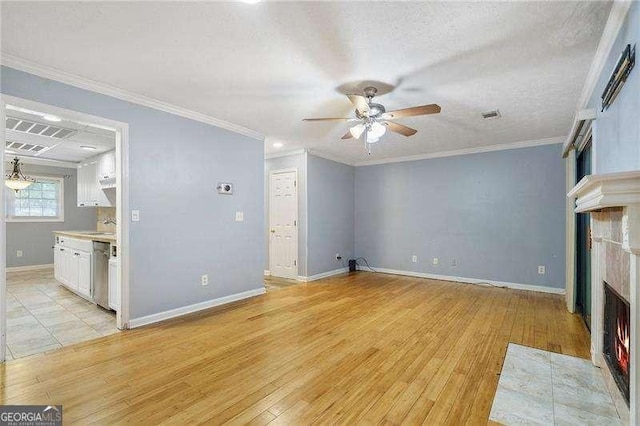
[
  {"x1": 273, "y1": 142, "x2": 283, "y2": 148},
  {"x1": 42, "y1": 114, "x2": 62, "y2": 122},
  {"x1": 242, "y1": 0, "x2": 260, "y2": 3},
  {"x1": 81, "y1": 146, "x2": 97, "y2": 151},
  {"x1": 5, "y1": 150, "x2": 16, "y2": 154}
]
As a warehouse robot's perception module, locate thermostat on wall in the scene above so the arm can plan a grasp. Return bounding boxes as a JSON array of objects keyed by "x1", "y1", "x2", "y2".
[{"x1": 217, "y1": 182, "x2": 233, "y2": 195}]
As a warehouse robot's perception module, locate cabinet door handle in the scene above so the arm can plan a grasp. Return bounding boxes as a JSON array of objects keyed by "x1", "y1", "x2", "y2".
[
  {"x1": 74, "y1": 252, "x2": 80, "y2": 256},
  {"x1": 60, "y1": 248, "x2": 65, "y2": 252}
]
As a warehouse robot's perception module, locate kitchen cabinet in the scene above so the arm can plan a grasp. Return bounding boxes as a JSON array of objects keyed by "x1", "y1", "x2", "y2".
[
  {"x1": 77, "y1": 157, "x2": 112, "y2": 207},
  {"x1": 53, "y1": 237, "x2": 94, "y2": 301},
  {"x1": 77, "y1": 251, "x2": 92, "y2": 297},
  {"x1": 108, "y1": 257, "x2": 120, "y2": 311},
  {"x1": 55, "y1": 246, "x2": 74, "y2": 288},
  {"x1": 98, "y1": 150, "x2": 116, "y2": 185},
  {"x1": 54, "y1": 245, "x2": 62, "y2": 282}
]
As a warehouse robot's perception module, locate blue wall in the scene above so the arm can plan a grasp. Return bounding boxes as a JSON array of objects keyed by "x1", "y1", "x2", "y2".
[
  {"x1": 1, "y1": 66, "x2": 265, "y2": 319},
  {"x1": 307, "y1": 155, "x2": 354, "y2": 276},
  {"x1": 589, "y1": 2, "x2": 640, "y2": 174},
  {"x1": 355, "y1": 144, "x2": 566, "y2": 288}
]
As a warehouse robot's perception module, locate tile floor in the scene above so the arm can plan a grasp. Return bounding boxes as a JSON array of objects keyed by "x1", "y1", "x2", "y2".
[
  {"x1": 490, "y1": 343, "x2": 622, "y2": 425},
  {"x1": 6, "y1": 268, "x2": 118, "y2": 361}
]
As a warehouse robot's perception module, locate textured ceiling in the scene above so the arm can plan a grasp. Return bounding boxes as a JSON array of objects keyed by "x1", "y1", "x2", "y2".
[{"x1": 1, "y1": 1, "x2": 611, "y2": 163}]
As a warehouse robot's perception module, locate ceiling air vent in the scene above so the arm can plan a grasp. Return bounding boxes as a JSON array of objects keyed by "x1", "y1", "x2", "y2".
[
  {"x1": 5, "y1": 140, "x2": 50, "y2": 154},
  {"x1": 481, "y1": 109, "x2": 501, "y2": 120},
  {"x1": 5, "y1": 116, "x2": 76, "y2": 139}
]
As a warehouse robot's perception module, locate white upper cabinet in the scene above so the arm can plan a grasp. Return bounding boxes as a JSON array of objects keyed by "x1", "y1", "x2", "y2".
[
  {"x1": 77, "y1": 153, "x2": 113, "y2": 207},
  {"x1": 77, "y1": 160, "x2": 98, "y2": 207},
  {"x1": 98, "y1": 150, "x2": 116, "y2": 187}
]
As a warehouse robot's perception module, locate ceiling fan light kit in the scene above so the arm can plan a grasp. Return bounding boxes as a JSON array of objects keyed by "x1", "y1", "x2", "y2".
[{"x1": 303, "y1": 86, "x2": 440, "y2": 155}]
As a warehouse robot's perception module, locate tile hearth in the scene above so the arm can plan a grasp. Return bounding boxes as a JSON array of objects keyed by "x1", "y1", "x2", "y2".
[
  {"x1": 490, "y1": 343, "x2": 621, "y2": 425},
  {"x1": 6, "y1": 268, "x2": 118, "y2": 360}
]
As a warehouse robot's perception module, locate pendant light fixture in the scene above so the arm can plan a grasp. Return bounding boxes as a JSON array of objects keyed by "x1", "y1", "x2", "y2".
[{"x1": 5, "y1": 157, "x2": 35, "y2": 192}]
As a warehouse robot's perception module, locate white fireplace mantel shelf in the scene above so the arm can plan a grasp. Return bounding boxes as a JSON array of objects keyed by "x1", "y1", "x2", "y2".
[{"x1": 567, "y1": 171, "x2": 640, "y2": 213}]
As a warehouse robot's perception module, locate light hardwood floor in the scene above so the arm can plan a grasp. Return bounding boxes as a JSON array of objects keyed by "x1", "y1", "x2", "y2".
[{"x1": 0, "y1": 272, "x2": 590, "y2": 424}]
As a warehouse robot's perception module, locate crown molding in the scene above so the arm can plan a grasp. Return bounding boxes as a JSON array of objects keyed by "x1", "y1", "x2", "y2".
[
  {"x1": 0, "y1": 54, "x2": 264, "y2": 141},
  {"x1": 575, "y1": 0, "x2": 633, "y2": 110},
  {"x1": 354, "y1": 136, "x2": 564, "y2": 167},
  {"x1": 264, "y1": 148, "x2": 306, "y2": 160},
  {"x1": 307, "y1": 149, "x2": 355, "y2": 166}
]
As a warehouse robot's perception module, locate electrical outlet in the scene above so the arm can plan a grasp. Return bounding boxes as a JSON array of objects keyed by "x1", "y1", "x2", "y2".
[
  {"x1": 131, "y1": 210, "x2": 140, "y2": 222},
  {"x1": 433, "y1": 258, "x2": 439, "y2": 265},
  {"x1": 16, "y1": 250, "x2": 23, "y2": 258},
  {"x1": 450, "y1": 259, "x2": 457, "y2": 267},
  {"x1": 335, "y1": 253, "x2": 342, "y2": 261},
  {"x1": 538, "y1": 265, "x2": 546, "y2": 275},
  {"x1": 201, "y1": 274, "x2": 209, "y2": 286},
  {"x1": 235, "y1": 211, "x2": 244, "y2": 222},
  {"x1": 412, "y1": 255, "x2": 418, "y2": 263}
]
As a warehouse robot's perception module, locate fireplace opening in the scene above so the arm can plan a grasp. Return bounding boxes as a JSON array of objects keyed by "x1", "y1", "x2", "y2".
[{"x1": 603, "y1": 281, "x2": 630, "y2": 405}]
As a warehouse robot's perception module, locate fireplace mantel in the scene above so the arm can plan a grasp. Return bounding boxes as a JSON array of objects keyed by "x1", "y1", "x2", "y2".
[
  {"x1": 568, "y1": 171, "x2": 640, "y2": 255},
  {"x1": 568, "y1": 171, "x2": 640, "y2": 213}
]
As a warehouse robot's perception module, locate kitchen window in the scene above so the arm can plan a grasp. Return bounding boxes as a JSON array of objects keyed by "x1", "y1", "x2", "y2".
[{"x1": 5, "y1": 176, "x2": 64, "y2": 222}]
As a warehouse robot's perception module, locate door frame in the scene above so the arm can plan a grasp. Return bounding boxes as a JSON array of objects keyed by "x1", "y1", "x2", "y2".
[
  {"x1": 565, "y1": 148, "x2": 577, "y2": 312},
  {"x1": 0, "y1": 95, "x2": 131, "y2": 362},
  {"x1": 268, "y1": 167, "x2": 298, "y2": 279},
  {"x1": 574, "y1": 133, "x2": 593, "y2": 328}
]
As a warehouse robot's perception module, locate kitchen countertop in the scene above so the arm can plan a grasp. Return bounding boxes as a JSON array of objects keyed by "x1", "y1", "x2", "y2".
[{"x1": 53, "y1": 230, "x2": 117, "y2": 244}]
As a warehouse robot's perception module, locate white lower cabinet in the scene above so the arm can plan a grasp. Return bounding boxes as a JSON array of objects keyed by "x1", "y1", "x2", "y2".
[
  {"x1": 54, "y1": 238, "x2": 93, "y2": 301},
  {"x1": 77, "y1": 251, "x2": 92, "y2": 297},
  {"x1": 108, "y1": 257, "x2": 120, "y2": 311}
]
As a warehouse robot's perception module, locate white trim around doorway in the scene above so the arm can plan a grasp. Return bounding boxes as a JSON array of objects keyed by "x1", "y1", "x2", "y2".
[{"x1": 1, "y1": 95, "x2": 131, "y2": 364}]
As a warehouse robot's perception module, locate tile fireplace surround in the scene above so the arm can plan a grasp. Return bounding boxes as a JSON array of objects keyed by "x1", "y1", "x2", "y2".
[{"x1": 568, "y1": 171, "x2": 640, "y2": 425}]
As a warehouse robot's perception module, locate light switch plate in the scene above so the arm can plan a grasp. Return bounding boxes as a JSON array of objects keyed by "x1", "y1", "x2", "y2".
[
  {"x1": 235, "y1": 211, "x2": 244, "y2": 222},
  {"x1": 131, "y1": 210, "x2": 140, "y2": 222}
]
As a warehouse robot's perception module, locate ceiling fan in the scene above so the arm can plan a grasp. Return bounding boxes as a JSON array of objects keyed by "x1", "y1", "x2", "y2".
[{"x1": 303, "y1": 86, "x2": 440, "y2": 154}]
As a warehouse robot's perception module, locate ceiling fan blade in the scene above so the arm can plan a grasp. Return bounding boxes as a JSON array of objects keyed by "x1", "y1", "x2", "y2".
[
  {"x1": 383, "y1": 104, "x2": 441, "y2": 119},
  {"x1": 346, "y1": 94, "x2": 370, "y2": 115},
  {"x1": 385, "y1": 121, "x2": 418, "y2": 137},
  {"x1": 341, "y1": 130, "x2": 353, "y2": 140},
  {"x1": 302, "y1": 117, "x2": 352, "y2": 121}
]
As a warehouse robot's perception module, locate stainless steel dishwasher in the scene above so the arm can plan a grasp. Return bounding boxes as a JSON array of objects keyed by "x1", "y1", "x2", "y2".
[{"x1": 93, "y1": 242, "x2": 111, "y2": 309}]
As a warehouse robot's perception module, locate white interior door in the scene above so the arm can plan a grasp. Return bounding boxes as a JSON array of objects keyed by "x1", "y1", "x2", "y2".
[{"x1": 269, "y1": 170, "x2": 298, "y2": 279}]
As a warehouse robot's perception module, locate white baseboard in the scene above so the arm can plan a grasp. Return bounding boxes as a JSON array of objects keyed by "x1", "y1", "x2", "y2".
[
  {"x1": 6, "y1": 263, "x2": 53, "y2": 272},
  {"x1": 368, "y1": 267, "x2": 565, "y2": 295},
  {"x1": 129, "y1": 287, "x2": 266, "y2": 328},
  {"x1": 264, "y1": 270, "x2": 271, "y2": 276},
  {"x1": 297, "y1": 267, "x2": 349, "y2": 283}
]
